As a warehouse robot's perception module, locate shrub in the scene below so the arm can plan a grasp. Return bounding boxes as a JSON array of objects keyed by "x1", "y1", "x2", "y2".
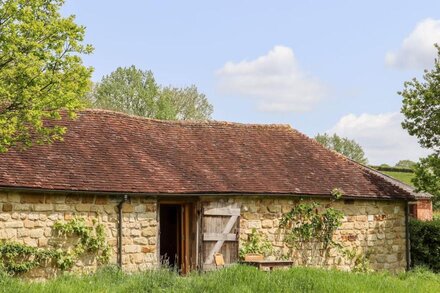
[
  {"x1": 239, "y1": 228, "x2": 273, "y2": 259},
  {"x1": 409, "y1": 219, "x2": 440, "y2": 272}
]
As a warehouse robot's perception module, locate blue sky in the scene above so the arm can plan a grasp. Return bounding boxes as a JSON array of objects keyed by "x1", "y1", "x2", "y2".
[{"x1": 62, "y1": 0, "x2": 439, "y2": 165}]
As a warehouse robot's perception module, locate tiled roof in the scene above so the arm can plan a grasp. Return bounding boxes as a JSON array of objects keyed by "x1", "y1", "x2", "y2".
[
  {"x1": 0, "y1": 110, "x2": 413, "y2": 199},
  {"x1": 357, "y1": 165, "x2": 431, "y2": 200}
]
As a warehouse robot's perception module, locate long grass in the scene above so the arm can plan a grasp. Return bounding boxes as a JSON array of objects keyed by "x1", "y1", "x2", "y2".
[{"x1": 1, "y1": 265, "x2": 439, "y2": 293}]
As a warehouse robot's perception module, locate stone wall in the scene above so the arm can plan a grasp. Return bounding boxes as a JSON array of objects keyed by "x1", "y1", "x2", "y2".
[
  {"x1": 0, "y1": 191, "x2": 408, "y2": 276},
  {"x1": 0, "y1": 192, "x2": 158, "y2": 278},
  {"x1": 203, "y1": 197, "x2": 407, "y2": 272}
]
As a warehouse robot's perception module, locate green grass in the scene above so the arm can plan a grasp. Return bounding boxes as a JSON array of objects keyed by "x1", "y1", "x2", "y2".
[
  {"x1": 1, "y1": 265, "x2": 440, "y2": 293},
  {"x1": 382, "y1": 171, "x2": 415, "y2": 186}
]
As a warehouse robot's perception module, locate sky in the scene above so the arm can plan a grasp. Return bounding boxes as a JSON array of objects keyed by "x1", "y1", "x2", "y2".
[{"x1": 62, "y1": 0, "x2": 439, "y2": 165}]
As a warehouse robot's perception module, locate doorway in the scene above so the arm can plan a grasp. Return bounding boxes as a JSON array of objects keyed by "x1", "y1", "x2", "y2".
[
  {"x1": 159, "y1": 204, "x2": 181, "y2": 269},
  {"x1": 159, "y1": 202, "x2": 196, "y2": 273}
]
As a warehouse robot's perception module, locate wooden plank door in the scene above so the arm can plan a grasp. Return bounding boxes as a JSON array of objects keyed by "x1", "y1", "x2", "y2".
[
  {"x1": 180, "y1": 203, "x2": 192, "y2": 274},
  {"x1": 201, "y1": 202, "x2": 240, "y2": 270}
]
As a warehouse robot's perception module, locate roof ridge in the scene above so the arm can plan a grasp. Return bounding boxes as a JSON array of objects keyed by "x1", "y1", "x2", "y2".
[{"x1": 81, "y1": 108, "x2": 292, "y2": 129}]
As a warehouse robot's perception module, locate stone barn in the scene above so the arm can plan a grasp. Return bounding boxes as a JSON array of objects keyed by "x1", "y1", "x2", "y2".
[{"x1": 0, "y1": 110, "x2": 426, "y2": 277}]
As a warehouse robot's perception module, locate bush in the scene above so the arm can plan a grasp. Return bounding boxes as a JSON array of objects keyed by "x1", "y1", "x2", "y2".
[
  {"x1": 239, "y1": 228, "x2": 273, "y2": 259},
  {"x1": 410, "y1": 219, "x2": 440, "y2": 272},
  {"x1": 370, "y1": 165, "x2": 414, "y2": 173}
]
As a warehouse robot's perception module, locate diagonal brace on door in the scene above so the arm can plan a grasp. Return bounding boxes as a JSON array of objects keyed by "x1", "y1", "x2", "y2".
[{"x1": 204, "y1": 215, "x2": 238, "y2": 265}]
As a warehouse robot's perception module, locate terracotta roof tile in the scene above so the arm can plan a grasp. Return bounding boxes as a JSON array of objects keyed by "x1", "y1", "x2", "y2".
[{"x1": 0, "y1": 109, "x2": 413, "y2": 199}]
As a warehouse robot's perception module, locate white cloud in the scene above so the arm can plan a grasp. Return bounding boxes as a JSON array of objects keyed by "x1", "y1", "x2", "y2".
[
  {"x1": 216, "y1": 46, "x2": 326, "y2": 112},
  {"x1": 386, "y1": 18, "x2": 440, "y2": 70},
  {"x1": 327, "y1": 112, "x2": 431, "y2": 165}
]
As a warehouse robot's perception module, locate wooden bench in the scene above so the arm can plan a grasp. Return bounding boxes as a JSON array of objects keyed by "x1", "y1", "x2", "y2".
[{"x1": 241, "y1": 260, "x2": 294, "y2": 271}]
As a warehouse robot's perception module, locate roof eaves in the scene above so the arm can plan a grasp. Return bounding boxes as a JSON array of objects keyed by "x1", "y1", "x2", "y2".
[
  {"x1": 352, "y1": 162, "x2": 431, "y2": 200},
  {"x1": 0, "y1": 186, "x2": 411, "y2": 201}
]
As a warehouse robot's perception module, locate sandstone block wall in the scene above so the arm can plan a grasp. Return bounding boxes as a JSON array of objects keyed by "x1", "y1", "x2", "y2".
[
  {"x1": 0, "y1": 192, "x2": 408, "y2": 276},
  {"x1": 0, "y1": 192, "x2": 158, "y2": 278},
  {"x1": 205, "y1": 197, "x2": 407, "y2": 272}
]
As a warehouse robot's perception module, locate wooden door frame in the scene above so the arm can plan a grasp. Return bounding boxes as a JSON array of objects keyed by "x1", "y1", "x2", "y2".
[{"x1": 158, "y1": 199, "x2": 198, "y2": 274}]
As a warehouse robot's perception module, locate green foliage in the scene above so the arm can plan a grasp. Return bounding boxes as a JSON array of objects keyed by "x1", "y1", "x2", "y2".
[
  {"x1": 0, "y1": 242, "x2": 55, "y2": 275},
  {"x1": 280, "y1": 202, "x2": 344, "y2": 249},
  {"x1": 1, "y1": 265, "x2": 440, "y2": 293},
  {"x1": 239, "y1": 228, "x2": 273, "y2": 259},
  {"x1": 343, "y1": 249, "x2": 373, "y2": 273},
  {"x1": 0, "y1": 0, "x2": 93, "y2": 152},
  {"x1": 331, "y1": 188, "x2": 344, "y2": 200},
  {"x1": 90, "y1": 66, "x2": 159, "y2": 118},
  {"x1": 381, "y1": 171, "x2": 415, "y2": 186},
  {"x1": 399, "y1": 44, "x2": 440, "y2": 206},
  {"x1": 409, "y1": 218, "x2": 440, "y2": 272},
  {"x1": 160, "y1": 85, "x2": 214, "y2": 120},
  {"x1": 371, "y1": 165, "x2": 416, "y2": 186},
  {"x1": 279, "y1": 201, "x2": 344, "y2": 266},
  {"x1": 0, "y1": 217, "x2": 109, "y2": 275},
  {"x1": 53, "y1": 217, "x2": 111, "y2": 266},
  {"x1": 399, "y1": 44, "x2": 440, "y2": 152},
  {"x1": 90, "y1": 66, "x2": 213, "y2": 120},
  {"x1": 315, "y1": 133, "x2": 368, "y2": 164},
  {"x1": 395, "y1": 160, "x2": 417, "y2": 169},
  {"x1": 371, "y1": 165, "x2": 414, "y2": 173},
  {"x1": 412, "y1": 154, "x2": 440, "y2": 209}
]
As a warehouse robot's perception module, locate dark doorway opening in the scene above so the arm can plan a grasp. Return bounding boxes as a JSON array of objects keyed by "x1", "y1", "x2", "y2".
[{"x1": 159, "y1": 204, "x2": 182, "y2": 269}]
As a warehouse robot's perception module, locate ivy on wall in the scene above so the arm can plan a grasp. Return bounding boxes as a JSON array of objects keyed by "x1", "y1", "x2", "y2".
[
  {"x1": 0, "y1": 217, "x2": 110, "y2": 276},
  {"x1": 279, "y1": 201, "x2": 344, "y2": 266},
  {"x1": 278, "y1": 198, "x2": 373, "y2": 272}
]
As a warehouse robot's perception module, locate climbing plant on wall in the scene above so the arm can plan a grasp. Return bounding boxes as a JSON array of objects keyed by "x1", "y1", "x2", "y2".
[
  {"x1": 239, "y1": 228, "x2": 273, "y2": 259},
  {"x1": 0, "y1": 217, "x2": 110, "y2": 275},
  {"x1": 279, "y1": 201, "x2": 344, "y2": 266}
]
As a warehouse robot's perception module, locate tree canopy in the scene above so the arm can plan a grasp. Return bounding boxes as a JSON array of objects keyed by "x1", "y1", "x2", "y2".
[
  {"x1": 314, "y1": 133, "x2": 368, "y2": 164},
  {"x1": 399, "y1": 44, "x2": 440, "y2": 207},
  {"x1": 90, "y1": 66, "x2": 213, "y2": 120},
  {"x1": 0, "y1": 0, "x2": 93, "y2": 152},
  {"x1": 399, "y1": 44, "x2": 440, "y2": 153},
  {"x1": 395, "y1": 160, "x2": 416, "y2": 169},
  {"x1": 412, "y1": 154, "x2": 440, "y2": 209}
]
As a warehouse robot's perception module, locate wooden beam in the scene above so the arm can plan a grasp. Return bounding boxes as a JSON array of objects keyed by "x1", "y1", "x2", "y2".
[
  {"x1": 203, "y1": 207, "x2": 240, "y2": 216},
  {"x1": 203, "y1": 233, "x2": 237, "y2": 241}
]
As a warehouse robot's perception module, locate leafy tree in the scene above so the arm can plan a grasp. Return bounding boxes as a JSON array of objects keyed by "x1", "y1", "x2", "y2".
[
  {"x1": 90, "y1": 66, "x2": 213, "y2": 120},
  {"x1": 161, "y1": 85, "x2": 214, "y2": 120},
  {"x1": 0, "y1": 0, "x2": 93, "y2": 152},
  {"x1": 90, "y1": 66, "x2": 161, "y2": 118},
  {"x1": 412, "y1": 155, "x2": 440, "y2": 209},
  {"x1": 395, "y1": 160, "x2": 416, "y2": 169},
  {"x1": 399, "y1": 44, "x2": 440, "y2": 153},
  {"x1": 399, "y1": 44, "x2": 440, "y2": 207},
  {"x1": 315, "y1": 133, "x2": 368, "y2": 164}
]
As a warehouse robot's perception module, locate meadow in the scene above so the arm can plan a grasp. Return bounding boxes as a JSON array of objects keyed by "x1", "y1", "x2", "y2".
[
  {"x1": 381, "y1": 171, "x2": 415, "y2": 186},
  {"x1": 1, "y1": 265, "x2": 439, "y2": 293}
]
